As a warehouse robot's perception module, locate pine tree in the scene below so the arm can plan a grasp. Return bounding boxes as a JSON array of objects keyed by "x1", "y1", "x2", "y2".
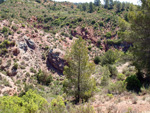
[
  {"x1": 116, "y1": 1, "x2": 122, "y2": 12},
  {"x1": 104, "y1": 0, "x2": 109, "y2": 9},
  {"x1": 109, "y1": 0, "x2": 114, "y2": 9},
  {"x1": 119, "y1": 0, "x2": 150, "y2": 75},
  {"x1": 63, "y1": 37, "x2": 96, "y2": 103},
  {"x1": 0, "y1": 0, "x2": 4, "y2": 4},
  {"x1": 82, "y1": 3, "x2": 87, "y2": 11},
  {"x1": 122, "y1": 2, "x2": 126, "y2": 11},
  {"x1": 94, "y1": 0, "x2": 101, "y2": 6},
  {"x1": 89, "y1": 2, "x2": 94, "y2": 13}
]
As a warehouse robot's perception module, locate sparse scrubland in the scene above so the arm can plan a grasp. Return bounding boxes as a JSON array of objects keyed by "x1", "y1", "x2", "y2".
[{"x1": 0, "y1": 0, "x2": 150, "y2": 112}]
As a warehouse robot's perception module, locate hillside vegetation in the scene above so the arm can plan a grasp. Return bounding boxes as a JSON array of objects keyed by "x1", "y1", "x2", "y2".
[{"x1": 0, "y1": 0, "x2": 150, "y2": 112}]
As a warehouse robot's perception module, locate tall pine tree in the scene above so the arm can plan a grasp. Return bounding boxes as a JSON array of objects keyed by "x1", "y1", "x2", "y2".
[
  {"x1": 119, "y1": 0, "x2": 150, "y2": 76},
  {"x1": 94, "y1": 0, "x2": 101, "y2": 6},
  {"x1": 89, "y1": 2, "x2": 94, "y2": 13},
  {"x1": 63, "y1": 37, "x2": 96, "y2": 103},
  {"x1": 104, "y1": 0, "x2": 109, "y2": 9}
]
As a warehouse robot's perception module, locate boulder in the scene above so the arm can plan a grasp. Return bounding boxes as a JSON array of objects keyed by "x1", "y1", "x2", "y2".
[
  {"x1": 19, "y1": 42, "x2": 28, "y2": 51},
  {"x1": 48, "y1": 49, "x2": 66, "y2": 72},
  {"x1": 24, "y1": 36, "x2": 36, "y2": 49}
]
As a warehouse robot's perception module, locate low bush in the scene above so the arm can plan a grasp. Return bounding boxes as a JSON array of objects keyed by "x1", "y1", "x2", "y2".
[
  {"x1": 105, "y1": 32, "x2": 112, "y2": 38},
  {"x1": 50, "y1": 96, "x2": 66, "y2": 113},
  {"x1": 100, "y1": 66, "x2": 111, "y2": 86},
  {"x1": 13, "y1": 63, "x2": 18, "y2": 70},
  {"x1": 100, "y1": 49, "x2": 120, "y2": 66},
  {"x1": 91, "y1": 20, "x2": 96, "y2": 24},
  {"x1": 12, "y1": 25, "x2": 18, "y2": 31},
  {"x1": 36, "y1": 69, "x2": 53, "y2": 85},
  {"x1": 94, "y1": 56, "x2": 101, "y2": 64},
  {"x1": 107, "y1": 39, "x2": 122, "y2": 45},
  {"x1": 108, "y1": 80, "x2": 126, "y2": 94},
  {"x1": 88, "y1": 46, "x2": 92, "y2": 51},
  {"x1": 117, "y1": 73, "x2": 126, "y2": 80},
  {"x1": 108, "y1": 65, "x2": 118, "y2": 77},
  {"x1": 125, "y1": 75, "x2": 142, "y2": 92},
  {"x1": 30, "y1": 67, "x2": 36, "y2": 73},
  {"x1": 99, "y1": 21, "x2": 104, "y2": 26},
  {"x1": 0, "y1": 90, "x2": 48, "y2": 113}
]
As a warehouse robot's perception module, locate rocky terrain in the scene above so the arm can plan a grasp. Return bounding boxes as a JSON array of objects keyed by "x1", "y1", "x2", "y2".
[{"x1": 0, "y1": 0, "x2": 150, "y2": 113}]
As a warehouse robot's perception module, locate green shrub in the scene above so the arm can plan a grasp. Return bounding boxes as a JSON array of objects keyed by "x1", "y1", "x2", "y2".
[
  {"x1": 108, "y1": 65, "x2": 118, "y2": 77},
  {"x1": 88, "y1": 46, "x2": 92, "y2": 51},
  {"x1": 99, "y1": 21, "x2": 104, "y2": 26},
  {"x1": 22, "y1": 24, "x2": 25, "y2": 28},
  {"x1": 0, "y1": 48, "x2": 8, "y2": 55},
  {"x1": 117, "y1": 73, "x2": 126, "y2": 80},
  {"x1": 17, "y1": 31, "x2": 22, "y2": 34},
  {"x1": 50, "y1": 96, "x2": 66, "y2": 113},
  {"x1": 30, "y1": 67, "x2": 36, "y2": 73},
  {"x1": 107, "y1": 39, "x2": 122, "y2": 45},
  {"x1": 125, "y1": 75, "x2": 142, "y2": 92},
  {"x1": 108, "y1": 80, "x2": 126, "y2": 94},
  {"x1": 0, "y1": 90, "x2": 48, "y2": 113},
  {"x1": 36, "y1": 69, "x2": 53, "y2": 85},
  {"x1": 12, "y1": 25, "x2": 18, "y2": 31},
  {"x1": 94, "y1": 56, "x2": 101, "y2": 64},
  {"x1": 36, "y1": 0, "x2": 41, "y2": 3},
  {"x1": 100, "y1": 66, "x2": 110, "y2": 86},
  {"x1": 105, "y1": 32, "x2": 112, "y2": 38},
  {"x1": 77, "y1": 17, "x2": 83, "y2": 22},
  {"x1": 2, "y1": 27, "x2": 9, "y2": 33},
  {"x1": 13, "y1": 63, "x2": 18, "y2": 70},
  {"x1": 91, "y1": 20, "x2": 96, "y2": 24},
  {"x1": 97, "y1": 40, "x2": 101, "y2": 45},
  {"x1": 107, "y1": 94, "x2": 113, "y2": 98},
  {"x1": 0, "y1": 58, "x2": 2, "y2": 65},
  {"x1": 100, "y1": 49, "x2": 120, "y2": 66}
]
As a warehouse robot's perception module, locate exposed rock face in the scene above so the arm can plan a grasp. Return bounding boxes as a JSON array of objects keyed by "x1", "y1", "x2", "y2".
[
  {"x1": 48, "y1": 49, "x2": 66, "y2": 72},
  {"x1": 18, "y1": 42, "x2": 28, "y2": 51},
  {"x1": 24, "y1": 36, "x2": 36, "y2": 49},
  {"x1": 71, "y1": 27, "x2": 98, "y2": 44}
]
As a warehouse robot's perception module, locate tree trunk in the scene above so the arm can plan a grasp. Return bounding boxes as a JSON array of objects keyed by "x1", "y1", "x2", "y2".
[{"x1": 77, "y1": 55, "x2": 81, "y2": 103}]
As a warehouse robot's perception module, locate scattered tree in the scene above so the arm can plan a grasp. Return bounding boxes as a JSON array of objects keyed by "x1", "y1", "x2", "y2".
[
  {"x1": 89, "y1": 2, "x2": 94, "y2": 13},
  {"x1": 94, "y1": 0, "x2": 101, "y2": 6},
  {"x1": 104, "y1": 0, "x2": 109, "y2": 9},
  {"x1": 119, "y1": 0, "x2": 150, "y2": 76},
  {"x1": 63, "y1": 37, "x2": 96, "y2": 103},
  {"x1": 109, "y1": 0, "x2": 114, "y2": 9}
]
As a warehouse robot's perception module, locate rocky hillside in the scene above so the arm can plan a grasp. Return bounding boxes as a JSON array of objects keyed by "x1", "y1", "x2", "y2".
[{"x1": 1, "y1": 0, "x2": 149, "y2": 113}]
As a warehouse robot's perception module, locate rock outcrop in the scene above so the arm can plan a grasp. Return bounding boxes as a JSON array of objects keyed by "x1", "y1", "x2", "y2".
[
  {"x1": 48, "y1": 49, "x2": 66, "y2": 72},
  {"x1": 24, "y1": 36, "x2": 36, "y2": 49},
  {"x1": 18, "y1": 42, "x2": 28, "y2": 51}
]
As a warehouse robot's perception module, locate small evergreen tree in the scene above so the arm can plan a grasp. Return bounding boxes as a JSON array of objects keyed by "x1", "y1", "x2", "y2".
[
  {"x1": 116, "y1": 1, "x2": 122, "y2": 12},
  {"x1": 104, "y1": 0, "x2": 109, "y2": 9},
  {"x1": 89, "y1": 2, "x2": 94, "y2": 13},
  {"x1": 109, "y1": 0, "x2": 114, "y2": 9},
  {"x1": 63, "y1": 37, "x2": 96, "y2": 103},
  {"x1": 94, "y1": 0, "x2": 101, "y2": 6}
]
